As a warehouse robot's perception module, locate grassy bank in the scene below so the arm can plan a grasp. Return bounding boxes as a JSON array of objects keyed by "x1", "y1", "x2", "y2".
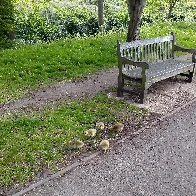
[
  {"x1": 0, "y1": 22, "x2": 195, "y2": 104},
  {"x1": 0, "y1": 93, "x2": 144, "y2": 187}
]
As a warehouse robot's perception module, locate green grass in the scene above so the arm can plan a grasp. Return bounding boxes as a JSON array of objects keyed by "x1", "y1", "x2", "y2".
[
  {"x1": 0, "y1": 93, "x2": 143, "y2": 187},
  {"x1": 0, "y1": 22, "x2": 195, "y2": 104},
  {"x1": 0, "y1": 32, "x2": 123, "y2": 103}
]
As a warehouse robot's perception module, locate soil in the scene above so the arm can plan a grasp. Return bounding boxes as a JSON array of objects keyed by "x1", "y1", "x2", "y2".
[{"x1": 0, "y1": 54, "x2": 196, "y2": 195}]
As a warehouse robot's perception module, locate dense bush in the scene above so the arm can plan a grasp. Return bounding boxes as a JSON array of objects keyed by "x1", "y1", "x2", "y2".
[
  {"x1": 9, "y1": 0, "x2": 196, "y2": 44},
  {"x1": 0, "y1": 0, "x2": 15, "y2": 48},
  {"x1": 14, "y1": 0, "x2": 128, "y2": 43},
  {"x1": 15, "y1": 6, "x2": 100, "y2": 43},
  {"x1": 142, "y1": 0, "x2": 196, "y2": 24}
]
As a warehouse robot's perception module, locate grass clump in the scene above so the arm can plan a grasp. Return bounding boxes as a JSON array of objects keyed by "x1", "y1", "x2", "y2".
[{"x1": 0, "y1": 93, "x2": 142, "y2": 187}]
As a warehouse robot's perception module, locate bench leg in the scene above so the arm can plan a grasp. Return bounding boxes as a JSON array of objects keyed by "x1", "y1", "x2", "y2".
[
  {"x1": 140, "y1": 81, "x2": 147, "y2": 104},
  {"x1": 187, "y1": 71, "x2": 194, "y2": 83},
  {"x1": 140, "y1": 89, "x2": 147, "y2": 104},
  {"x1": 179, "y1": 71, "x2": 194, "y2": 83},
  {"x1": 140, "y1": 70, "x2": 147, "y2": 104},
  {"x1": 117, "y1": 75, "x2": 124, "y2": 97},
  {"x1": 187, "y1": 64, "x2": 195, "y2": 83}
]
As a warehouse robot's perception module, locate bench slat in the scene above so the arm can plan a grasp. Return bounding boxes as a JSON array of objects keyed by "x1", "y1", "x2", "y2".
[
  {"x1": 122, "y1": 60, "x2": 194, "y2": 80},
  {"x1": 119, "y1": 35, "x2": 173, "y2": 51},
  {"x1": 119, "y1": 37, "x2": 175, "y2": 63}
]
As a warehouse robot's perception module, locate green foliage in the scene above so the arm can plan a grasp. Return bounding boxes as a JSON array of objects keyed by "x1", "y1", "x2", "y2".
[
  {"x1": 13, "y1": 0, "x2": 128, "y2": 43},
  {"x1": 143, "y1": 0, "x2": 196, "y2": 24},
  {"x1": 15, "y1": 5, "x2": 99, "y2": 43},
  {"x1": 0, "y1": 0, "x2": 15, "y2": 48},
  {"x1": 0, "y1": 0, "x2": 194, "y2": 45},
  {"x1": 12, "y1": 0, "x2": 195, "y2": 44}
]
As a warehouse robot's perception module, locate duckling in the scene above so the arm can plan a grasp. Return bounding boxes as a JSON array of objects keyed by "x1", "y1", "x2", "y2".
[
  {"x1": 85, "y1": 129, "x2": 97, "y2": 137},
  {"x1": 109, "y1": 122, "x2": 124, "y2": 132},
  {"x1": 100, "y1": 140, "x2": 109, "y2": 152},
  {"x1": 96, "y1": 122, "x2": 105, "y2": 130},
  {"x1": 69, "y1": 140, "x2": 84, "y2": 149}
]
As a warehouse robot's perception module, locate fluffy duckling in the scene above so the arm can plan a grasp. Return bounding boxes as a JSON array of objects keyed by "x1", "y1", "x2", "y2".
[
  {"x1": 69, "y1": 140, "x2": 84, "y2": 149},
  {"x1": 109, "y1": 122, "x2": 124, "y2": 132},
  {"x1": 96, "y1": 122, "x2": 105, "y2": 130},
  {"x1": 100, "y1": 140, "x2": 109, "y2": 152},
  {"x1": 85, "y1": 129, "x2": 97, "y2": 137}
]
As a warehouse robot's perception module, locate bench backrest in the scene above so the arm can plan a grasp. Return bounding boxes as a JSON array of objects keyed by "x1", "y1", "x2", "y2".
[{"x1": 118, "y1": 33, "x2": 176, "y2": 63}]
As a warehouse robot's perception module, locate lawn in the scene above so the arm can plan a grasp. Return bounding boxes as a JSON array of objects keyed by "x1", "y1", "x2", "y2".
[
  {"x1": 0, "y1": 22, "x2": 195, "y2": 104},
  {"x1": 0, "y1": 33, "x2": 121, "y2": 103}
]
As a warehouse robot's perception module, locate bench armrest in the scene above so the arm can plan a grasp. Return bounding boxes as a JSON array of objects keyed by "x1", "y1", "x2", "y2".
[
  {"x1": 120, "y1": 56, "x2": 149, "y2": 69},
  {"x1": 174, "y1": 45, "x2": 196, "y2": 54}
]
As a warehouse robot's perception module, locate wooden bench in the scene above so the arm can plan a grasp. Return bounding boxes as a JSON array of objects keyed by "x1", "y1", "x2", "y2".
[{"x1": 117, "y1": 32, "x2": 196, "y2": 103}]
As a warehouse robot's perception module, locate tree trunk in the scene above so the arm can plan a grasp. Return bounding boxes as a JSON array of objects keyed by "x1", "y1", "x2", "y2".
[
  {"x1": 126, "y1": 0, "x2": 146, "y2": 42},
  {"x1": 98, "y1": 0, "x2": 104, "y2": 33},
  {"x1": 168, "y1": 0, "x2": 178, "y2": 19},
  {"x1": 168, "y1": 3, "x2": 173, "y2": 19}
]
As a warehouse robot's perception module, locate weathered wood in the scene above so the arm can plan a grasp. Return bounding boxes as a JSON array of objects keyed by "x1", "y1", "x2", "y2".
[
  {"x1": 120, "y1": 35, "x2": 173, "y2": 50},
  {"x1": 171, "y1": 32, "x2": 176, "y2": 58},
  {"x1": 117, "y1": 33, "x2": 196, "y2": 103},
  {"x1": 192, "y1": 54, "x2": 196, "y2": 63},
  {"x1": 117, "y1": 40, "x2": 123, "y2": 97},
  {"x1": 120, "y1": 56, "x2": 149, "y2": 69}
]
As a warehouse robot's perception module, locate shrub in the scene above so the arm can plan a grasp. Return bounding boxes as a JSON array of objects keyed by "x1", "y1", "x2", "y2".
[
  {"x1": 14, "y1": 3, "x2": 100, "y2": 43},
  {"x1": 9, "y1": 0, "x2": 196, "y2": 44},
  {"x1": 142, "y1": 0, "x2": 196, "y2": 24},
  {"x1": 14, "y1": 0, "x2": 128, "y2": 43},
  {"x1": 0, "y1": 0, "x2": 15, "y2": 49}
]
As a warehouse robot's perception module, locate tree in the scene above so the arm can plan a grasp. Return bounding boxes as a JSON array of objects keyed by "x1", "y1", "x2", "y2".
[
  {"x1": 0, "y1": 0, "x2": 15, "y2": 42},
  {"x1": 126, "y1": 0, "x2": 147, "y2": 42},
  {"x1": 98, "y1": 0, "x2": 104, "y2": 33},
  {"x1": 0, "y1": 0, "x2": 16, "y2": 49}
]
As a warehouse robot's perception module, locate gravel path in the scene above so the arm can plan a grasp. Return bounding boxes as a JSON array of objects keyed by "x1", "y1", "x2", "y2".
[
  {"x1": 22, "y1": 98, "x2": 196, "y2": 196},
  {"x1": 0, "y1": 55, "x2": 195, "y2": 116},
  {"x1": 0, "y1": 68, "x2": 118, "y2": 116}
]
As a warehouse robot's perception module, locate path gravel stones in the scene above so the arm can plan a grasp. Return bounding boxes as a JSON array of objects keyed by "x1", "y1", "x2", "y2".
[{"x1": 0, "y1": 55, "x2": 196, "y2": 116}]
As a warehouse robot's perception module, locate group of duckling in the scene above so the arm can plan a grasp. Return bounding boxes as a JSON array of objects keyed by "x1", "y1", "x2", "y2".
[{"x1": 69, "y1": 122, "x2": 124, "y2": 153}]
